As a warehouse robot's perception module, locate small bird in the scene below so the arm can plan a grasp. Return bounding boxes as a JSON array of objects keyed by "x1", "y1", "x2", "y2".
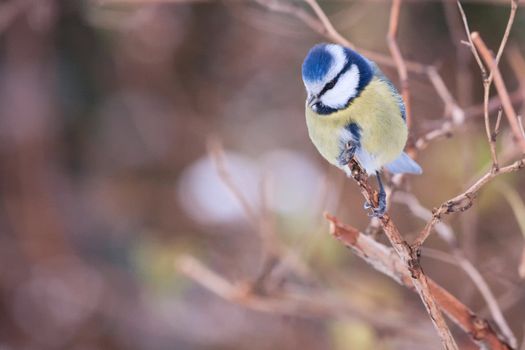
[{"x1": 301, "y1": 43, "x2": 422, "y2": 216}]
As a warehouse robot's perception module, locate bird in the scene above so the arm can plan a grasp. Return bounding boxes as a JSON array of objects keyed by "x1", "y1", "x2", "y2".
[{"x1": 301, "y1": 43, "x2": 422, "y2": 217}]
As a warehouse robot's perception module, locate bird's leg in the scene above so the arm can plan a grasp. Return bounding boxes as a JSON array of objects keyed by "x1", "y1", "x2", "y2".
[
  {"x1": 364, "y1": 171, "x2": 387, "y2": 217},
  {"x1": 337, "y1": 141, "x2": 357, "y2": 166},
  {"x1": 373, "y1": 171, "x2": 387, "y2": 217}
]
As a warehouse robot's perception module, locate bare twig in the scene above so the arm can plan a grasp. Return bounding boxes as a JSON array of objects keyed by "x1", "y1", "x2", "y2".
[
  {"x1": 176, "y1": 254, "x2": 438, "y2": 341},
  {"x1": 457, "y1": 1, "x2": 487, "y2": 77},
  {"x1": 426, "y1": 66, "x2": 465, "y2": 124},
  {"x1": 472, "y1": 32, "x2": 525, "y2": 153},
  {"x1": 346, "y1": 162, "x2": 458, "y2": 350},
  {"x1": 415, "y1": 158, "x2": 525, "y2": 247},
  {"x1": 484, "y1": 81, "x2": 500, "y2": 169},
  {"x1": 325, "y1": 214, "x2": 512, "y2": 350},
  {"x1": 386, "y1": 0, "x2": 412, "y2": 129},
  {"x1": 506, "y1": 46, "x2": 525, "y2": 118},
  {"x1": 394, "y1": 192, "x2": 517, "y2": 348},
  {"x1": 458, "y1": 1, "x2": 519, "y2": 168},
  {"x1": 252, "y1": 0, "x2": 428, "y2": 73},
  {"x1": 519, "y1": 116, "x2": 525, "y2": 139},
  {"x1": 207, "y1": 138, "x2": 259, "y2": 226},
  {"x1": 464, "y1": 89, "x2": 524, "y2": 119},
  {"x1": 302, "y1": 0, "x2": 353, "y2": 49},
  {"x1": 488, "y1": 0, "x2": 518, "y2": 83}
]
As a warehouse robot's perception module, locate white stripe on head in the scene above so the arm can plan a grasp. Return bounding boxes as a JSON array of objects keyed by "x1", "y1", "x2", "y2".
[
  {"x1": 305, "y1": 44, "x2": 347, "y2": 96},
  {"x1": 320, "y1": 64, "x2": 360, "y2": 109},
  {"x1": 324, "y1": 44, "x2": 347, "y2": 84}
]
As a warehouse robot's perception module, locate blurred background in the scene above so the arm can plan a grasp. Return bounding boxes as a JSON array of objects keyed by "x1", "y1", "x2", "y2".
[{"x1": 0, "y1": 0, "x2": 524, "y2": 349}]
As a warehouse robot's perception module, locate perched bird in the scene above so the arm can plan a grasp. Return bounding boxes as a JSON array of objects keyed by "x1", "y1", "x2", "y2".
[{"x1": 301, "y1": 43, "x2": 422, "y2": 216}]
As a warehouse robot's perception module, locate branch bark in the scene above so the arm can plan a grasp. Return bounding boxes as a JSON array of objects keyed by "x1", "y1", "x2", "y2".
[
  {"x1": 347, "y1": 161, "x2": 459, "y2": 350},
  {"x1": 325, "y1": 214, "x2": 512, "y2": 350}
]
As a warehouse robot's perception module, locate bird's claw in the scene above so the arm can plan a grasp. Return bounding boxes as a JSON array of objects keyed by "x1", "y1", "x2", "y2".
[
  {"x1": 337, "y1": 143, "x2": 356, "y2": 166},
  {"x1": 364, "y1": 191, "x2": 386, "y2": 218}
]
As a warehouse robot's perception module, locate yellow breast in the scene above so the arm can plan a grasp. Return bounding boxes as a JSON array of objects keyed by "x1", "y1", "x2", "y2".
[{"x1": 305, "y1": 77, "x2": 407, "y2": 170}]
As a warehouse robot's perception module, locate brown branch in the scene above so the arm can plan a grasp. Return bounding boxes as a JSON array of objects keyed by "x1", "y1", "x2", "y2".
[
  {"x1": 457, "y1": 1, "x2": 487, "y2": 78},
  {"x1": 302, "y1": 0, "x2": 353, "y2": 49},
  {"x1": 176, "y1": 254, "x2": 440, "y2": 341},
  {"x1": 207, "y1": 138, "x2": 259, "y2": 226},
  {"x1": 394, "y1": 192, "x2": 517, "y2": 348},
  {"x1": 415, "y1": 158, "x2": 525, "y2": 247},
  {"x1": 506, "y1": 45, "x2": 525, "y2": 119},
  {"x1": 488, "y1": 0, "x2": 518, "y2": 83},
  {"x1": 464, "y1": 89, "x2": 524, "y2": 119},
  {"x1": 386, "y1": 0, "x2": 412, "y2": 130},
  {"x1": 414, "y1": 66, "x2": 466, "y2": 152},
  {"x1": 346, "y1": 162, "x2": 459, "y2": 350},
  {"x1": 426, "y1": 66, "x2": 465, "y2": 124},
  {"x1": 472, "y1": 32, "x2": 525, "y2": 153},
  {"x1": 250, "y1": 0, "x2": 428, "y2": 73},
  {"x1": 484, "y1": 78, "x2": 500, "y2": 169},
  {"x1": 325, "y1": 214, "x2": 512, "y2": 350}
]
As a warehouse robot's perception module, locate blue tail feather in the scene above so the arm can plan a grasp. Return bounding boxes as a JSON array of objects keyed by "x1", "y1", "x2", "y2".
[{"x1": 385, "y1": 152, "x2": 422, "y2": 174}]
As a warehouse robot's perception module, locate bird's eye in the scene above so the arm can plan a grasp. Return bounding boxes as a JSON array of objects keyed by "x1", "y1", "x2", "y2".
[{"x1": 324, "y1": 79, "x2": 336, "y2": 91}]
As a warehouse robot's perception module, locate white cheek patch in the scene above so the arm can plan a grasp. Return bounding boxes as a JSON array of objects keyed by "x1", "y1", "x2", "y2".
[
  {"x1": 304, "y1": 44, "x2": 347, "y2": 96},
  {"x1": 320, "y1": 64, "x2": 360, "y2": 109}
]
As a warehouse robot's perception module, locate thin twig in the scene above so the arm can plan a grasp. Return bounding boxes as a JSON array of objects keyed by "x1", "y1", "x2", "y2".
[
  {"x1": 176, "y1": 254, "x2": 439, "y2": 340},
  {"x1": 506, "y1": 46, "x2": 525, "y2": 119},
  {"x1": 495, "y1": 108, "x2": 503, "y2": 137},
  {"x1": 488, "y1": 0, "x2": 518, "y2": 84},
  {"x1": 251, "y1": 0, "x2": 428, "y2": 73},
  {"x1": 415, "y1": 158, "x2": 525, "y2": 247},
  {"x1": 464, "y1": 89, "x2": 524, "y2": 119},
  {"x1": 472, "y1": 32, "x2": 525, "y2": 153},
  {"x1": 484, "y1": 78, "x2": 500, "y2": 170},
  {"x1": 394, "y1": 192, "x2": 517, "y2": 348},
  {"x1": 426, "y1": 66, "x2": 465, "y2": 124},
  {"x1": 302, "y1": 0, "x2": 353, "y2": 49},
  {"x1": 386, "y1": 0, "x2": 412, "y2": 130},
  {"x1": 519, "y1": 116, "x2": 525, "y2": 139},
  {"x1": 457, "y1": 1, "x2": 487, "y2": 78},
  {"x1": 207, "y1": 138, "x2": 259, "y2": 226}
]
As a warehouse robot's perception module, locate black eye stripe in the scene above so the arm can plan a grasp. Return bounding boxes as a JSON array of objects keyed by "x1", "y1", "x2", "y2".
[{"x1": 318, "y1": 60, "x2": 353, "y2": 98}]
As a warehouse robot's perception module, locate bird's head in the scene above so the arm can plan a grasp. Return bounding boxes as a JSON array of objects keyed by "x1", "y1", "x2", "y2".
[{"x1": 301, "y1": 43, "x2": 373, "y2": 115}]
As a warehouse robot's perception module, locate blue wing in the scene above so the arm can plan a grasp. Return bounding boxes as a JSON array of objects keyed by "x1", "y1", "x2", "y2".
[{"x1": 369, "y1": 62, "x2": 406, "y2": 122}]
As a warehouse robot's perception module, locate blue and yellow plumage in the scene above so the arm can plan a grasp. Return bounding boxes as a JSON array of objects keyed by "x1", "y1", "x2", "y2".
[{"x1": 301, "y1": 43, "x2": 422, "y2": 216}]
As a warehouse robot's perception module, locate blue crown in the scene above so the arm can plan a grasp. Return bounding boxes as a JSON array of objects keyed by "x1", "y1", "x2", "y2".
[{"x1": 302, "y1": 44, "x2": 334, "y2": 82}]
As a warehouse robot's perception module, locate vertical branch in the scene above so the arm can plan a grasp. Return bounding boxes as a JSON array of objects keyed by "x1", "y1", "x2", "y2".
[
  {"x1": 484, "y1": 78, "x2": 500, "y2": 169},
  {"x1": 207, "y1": 138, "x2": 259, "y2": 226},
  {"x1": 506, "y1": 45, "x2": 525, "y2": 118},
  {"x1": 348, "y1": 163, "x2": 458, "y2": 350},
  {"x1": 488, "y1": 0, "x2": 518, "y2": 84},
  {"x1": 472, "y1": 32, "x2": 525, "y2": 154},
  {"x1": 387, "y1": 0, "x2": 411, "y2": 130}
]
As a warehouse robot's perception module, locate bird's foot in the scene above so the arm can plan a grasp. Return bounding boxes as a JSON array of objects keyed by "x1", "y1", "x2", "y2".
[
  {"x1": 363, "y1": 191, "x2": 386, "y2": 218},
  {"x1": 337, "y1": 143, "x2": 356, "y2": 166}
]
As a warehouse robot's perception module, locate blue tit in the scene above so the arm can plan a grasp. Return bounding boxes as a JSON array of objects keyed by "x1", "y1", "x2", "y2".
[{"x1": 301, "y1": 43, "x2": 422, "y2": 216}]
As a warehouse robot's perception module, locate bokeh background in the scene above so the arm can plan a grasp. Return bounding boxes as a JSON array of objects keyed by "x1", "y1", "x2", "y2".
[{"x1": 0, "y1": 0, "x2": 524, "y2": 349}]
